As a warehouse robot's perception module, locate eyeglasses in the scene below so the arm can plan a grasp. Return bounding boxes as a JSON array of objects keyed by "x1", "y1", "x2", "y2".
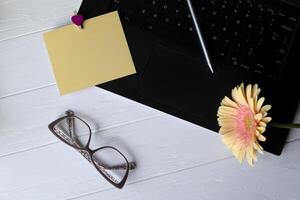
[{"x1": 48, "y1": 110, "x2": 135, "y2": 189}]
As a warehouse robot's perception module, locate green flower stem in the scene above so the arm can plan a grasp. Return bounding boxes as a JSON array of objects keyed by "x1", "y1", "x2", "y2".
[{"x1": 269, "y1": 122, "x2": 300, "y2": 129}]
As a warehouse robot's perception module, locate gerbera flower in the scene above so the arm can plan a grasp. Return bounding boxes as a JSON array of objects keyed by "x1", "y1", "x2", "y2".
[{"x1": 217, "y1": 83, "x2": 272, "y2": 166}]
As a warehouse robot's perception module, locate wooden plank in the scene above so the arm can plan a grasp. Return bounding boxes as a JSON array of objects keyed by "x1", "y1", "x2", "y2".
[
  {"x1": 70, "y1": 140, "x2": 300, "y2": 200},
  {"x1": 0, "y1": 0, "x2": 82, "y2": 97},
  {"x1": 0, "y1": 86, "x2": 164, "y2": 157},
  {"x1": 0, "y1": 113, "x2": 232, "y2": 200},
  {"x1": 0, "y1": 32, "x2": 55, "y2": 98},
  {"x1": 0, "y1": 0, "x2": 82, "y2": 42},
  {"x1": 1, "y1": 82, "x2": 298, "y2": 157}
]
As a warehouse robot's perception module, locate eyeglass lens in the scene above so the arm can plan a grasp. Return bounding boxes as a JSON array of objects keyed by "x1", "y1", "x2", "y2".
[{"x1": 52, "y1": 116, "x2": 90, "y2": 148}]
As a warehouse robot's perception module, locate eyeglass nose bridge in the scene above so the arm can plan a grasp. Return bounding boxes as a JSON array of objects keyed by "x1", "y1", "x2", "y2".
[
  {"x1": 77, "y1": 147, "x2": 136, "y2": 171},
  {"x1": 78, "y1": 148, "x2": 93, "y2": 163}
]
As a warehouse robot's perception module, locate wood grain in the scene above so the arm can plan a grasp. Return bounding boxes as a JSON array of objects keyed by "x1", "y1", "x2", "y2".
[
  {"x1": 72, "y1": 140, "x2": 300, "y2": 200},
  {"x1": 0, "y1": 0, "x2": 82, "y2": 42},
  {"x1": 0, "y1": 32, "x2": 55, "y2": 98},
  {"x1": 0, "y1": 86, "x2": 164, "y2": 157},
  {"x1": 0, "y1": 113, "x2": 233, "y2": 200}
]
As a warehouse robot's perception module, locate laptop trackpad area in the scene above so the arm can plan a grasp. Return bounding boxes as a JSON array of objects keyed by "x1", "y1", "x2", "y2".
[{"x1": 138, "y1": 44, "x2": 226, "y2": 127}]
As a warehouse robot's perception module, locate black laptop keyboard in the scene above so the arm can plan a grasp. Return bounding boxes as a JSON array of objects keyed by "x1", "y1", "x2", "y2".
[{"x1": 108, "y1": 0, "x2": 298, "y2": 79}]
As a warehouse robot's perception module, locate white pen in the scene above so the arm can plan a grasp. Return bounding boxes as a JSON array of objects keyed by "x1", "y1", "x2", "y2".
[{"x1": 186, "y1": 0, "x2": 214, "y2": 73}]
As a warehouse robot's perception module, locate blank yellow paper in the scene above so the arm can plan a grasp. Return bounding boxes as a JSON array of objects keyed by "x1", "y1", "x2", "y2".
[{"x1": 43, "y1": 11, "x2": 136, "y2": 95}]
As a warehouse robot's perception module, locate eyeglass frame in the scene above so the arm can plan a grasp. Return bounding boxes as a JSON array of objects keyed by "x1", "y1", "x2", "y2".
[{"x1": 48, "y1": 110, "x2": 135, "y2": 189}]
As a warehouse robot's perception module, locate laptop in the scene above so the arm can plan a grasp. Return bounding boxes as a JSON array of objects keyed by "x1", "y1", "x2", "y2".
[{"x1": 78, "y1": 0, "x2": 300, "y2": 155}]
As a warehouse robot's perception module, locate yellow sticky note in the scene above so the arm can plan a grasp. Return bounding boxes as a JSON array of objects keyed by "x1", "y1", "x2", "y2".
[{"x1": 43, "y1": 11, "x2": 136, "y2": 95}]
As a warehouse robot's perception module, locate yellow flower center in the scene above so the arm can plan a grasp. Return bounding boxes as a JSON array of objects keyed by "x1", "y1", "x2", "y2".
[{"x1": 244, "y1": 116, "x2": 255, "y2": 131}]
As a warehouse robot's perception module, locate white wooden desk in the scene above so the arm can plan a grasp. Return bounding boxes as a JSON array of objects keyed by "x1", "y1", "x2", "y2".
[{"x1": 1, "y1": 1, "x2": 300, "y2": 199}]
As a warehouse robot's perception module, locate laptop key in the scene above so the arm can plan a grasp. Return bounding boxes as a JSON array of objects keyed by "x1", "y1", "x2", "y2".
[
  {"x1": 285, "y1": 17, "x2": 297, "y2": 29},
  {"x1": 110, "y1": 0, "x2": 298, "y2": 79}
]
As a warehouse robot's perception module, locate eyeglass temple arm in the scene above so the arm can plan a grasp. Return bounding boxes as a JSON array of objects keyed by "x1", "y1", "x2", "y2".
[{"x1": 66, "y1": 110, "x2": 136, "y2": 171}]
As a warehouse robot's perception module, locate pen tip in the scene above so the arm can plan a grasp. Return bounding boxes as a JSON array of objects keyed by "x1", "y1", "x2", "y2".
[{"x1": 208, "y1": 64, "x2": 214, "y2": 74}]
